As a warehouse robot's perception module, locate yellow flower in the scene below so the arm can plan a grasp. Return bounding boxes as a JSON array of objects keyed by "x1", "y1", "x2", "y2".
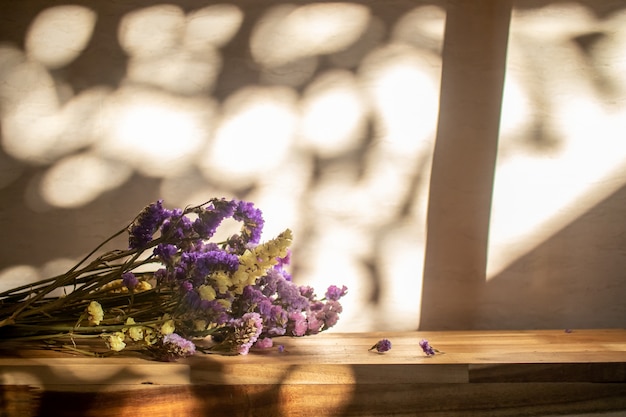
[
  {"x1": 161, "y1": 319, "x2": 175, "y2": 335},
  {"x1": 198, "y1": 284, "x2": 216, "y2": 301},
  {"x1": 144, "y1": 328, "x2": 158, "y2": 345},
  {"x1": 231, "y1": 229, "x2": 293, "y2": 293},
  {"x1": 217, "y1": 298, "x2": 231, "y2": 309},
  {"x1": 129, "y1": 327, "x2": 144, "y2": 341},
  {"x1": 193, "y1": 319, "x2": 207, "y2": 331},
  {"x1": 211, "y1": 271, "x2": 231, "y2": 294},
  {"x1": 124, "y1": 317, "x2": 144, "y2": 341},
  {"x1": 86, "y1": 301, "x2": 104, "y2": 326},
  {"x1": 100, "y1": 279, "x2": 125, "y2": 293},
  {"x1": 136, "y1": 281, "x2": 152, "y2": 292},
  {"x1": 104, "y1": 332, "x2": 126, "y2": 351}
]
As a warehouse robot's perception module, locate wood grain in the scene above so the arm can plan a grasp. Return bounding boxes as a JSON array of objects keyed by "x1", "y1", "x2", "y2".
[{"x1": 1, "y1": 330, "x2": 625, "y2": 416}]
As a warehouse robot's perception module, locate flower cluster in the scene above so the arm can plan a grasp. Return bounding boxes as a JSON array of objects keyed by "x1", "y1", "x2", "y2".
[
  {"x1": 0, "y1": 198, "x2": 347, "y2": 360},
  {"x1": 369, "y1": 338, "x2": 392, "y2": 353},
  {"x1": 419, "y1": 339, "x2": 437, "y2": 356}
]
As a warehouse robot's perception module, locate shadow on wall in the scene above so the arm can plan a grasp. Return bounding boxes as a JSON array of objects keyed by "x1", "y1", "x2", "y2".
[
  {"x1": 477, "y1": 182, "x2": 626, "y2": 330},
  {"x1": 0, "y1": 0, "x2": 444, "y2": 332},
  {"x1": 419, "y1": 0, "x2": 626, "y2": 330}
]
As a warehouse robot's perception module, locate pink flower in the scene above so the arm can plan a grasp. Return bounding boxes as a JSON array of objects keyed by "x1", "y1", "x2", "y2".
[
  {"x1": 255, "y1": 337, "x2": 273, "y2": 349},
  {"x1": 288, "y1": 311, "x2": 308, "y2": 336}
]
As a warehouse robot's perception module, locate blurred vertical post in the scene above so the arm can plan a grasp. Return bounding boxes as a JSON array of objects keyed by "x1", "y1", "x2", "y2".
[{"x1": 420, "y1": 0, "x2": 511, "y2": 329}]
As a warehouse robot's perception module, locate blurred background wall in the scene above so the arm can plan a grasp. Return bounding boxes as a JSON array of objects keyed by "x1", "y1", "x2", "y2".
[{"x1": 1, "y1": 0, "x2": 625, "y2": 332}]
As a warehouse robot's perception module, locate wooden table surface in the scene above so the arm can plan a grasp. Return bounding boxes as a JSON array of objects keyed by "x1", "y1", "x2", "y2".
[{"x1": 1, "y1": 329, "x2": 626, "y2": 417}]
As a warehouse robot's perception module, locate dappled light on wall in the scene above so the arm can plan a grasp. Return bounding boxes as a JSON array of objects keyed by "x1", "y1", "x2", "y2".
[
  {"x1": 119, "y1": 4, "x2": 238, "y2": 94},
  {"x1": 360, "y1": 43, "x2": 440, "y2": 154},
  {"x1": 25, "y1": 5, "x2": 97, "y2": 69},
  {"x1": 299, "y1": 70, "x2": 367, "y2": 158},
  {"x1": 392, "y1": 5, "x2": 446, "y2": 52},
  {"x1": 0, "y1": 1, "x2": 450, "y2": 332},
  {"x1": 39, "y1": 152, "x2": 131, "y2": 208},
  {"x1": 98, "y1": 87, "x2": 215, "y2": 178},
  {"x1": 0, "y1": 44, "x2": 65, "y2": 164},
  {"x1": 250, "y1": 3, "x2": 371, "y2": 69},
  {"x1": 487, "y1": 4, "x2": 626, "y2": 279},
  {"x1": 199, "y1": 85, "x2": 298, "y2": 187}
]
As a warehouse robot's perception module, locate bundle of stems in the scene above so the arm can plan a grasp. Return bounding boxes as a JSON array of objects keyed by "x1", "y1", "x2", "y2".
[
  {"x1": 0, "y1": 198, "x2": 347, "y2": 360},
  {"x1": 0, "y1": 219, "x2": 179, "y2": 355}
]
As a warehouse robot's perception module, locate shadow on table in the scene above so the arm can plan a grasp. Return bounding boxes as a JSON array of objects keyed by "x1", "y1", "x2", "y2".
[
  {"x1": 0, "y1": 351, "x2": 305, "y2": 417},
  {"x1": 3, "y1": 352, "x2": 626, "y2": 417}
]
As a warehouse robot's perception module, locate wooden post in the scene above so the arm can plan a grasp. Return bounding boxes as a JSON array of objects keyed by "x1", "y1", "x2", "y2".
[{"x1": 420, "y1": 0, "x2": 512, "y2": 329}]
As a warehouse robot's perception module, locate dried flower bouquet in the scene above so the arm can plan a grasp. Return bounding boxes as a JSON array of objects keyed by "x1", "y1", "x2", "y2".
[{"x1": 0, "y1": 198, "x2": 346, "y2": 360}]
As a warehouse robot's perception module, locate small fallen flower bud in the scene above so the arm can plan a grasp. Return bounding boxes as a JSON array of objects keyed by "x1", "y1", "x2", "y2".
[{"x1": 369, "y1": 338, "x2": 392, "y2": 353}]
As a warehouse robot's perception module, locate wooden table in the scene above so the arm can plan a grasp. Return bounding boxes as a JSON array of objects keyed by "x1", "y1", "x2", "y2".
[{"x1": 1, "y1": 329, "x2": 626, "y2": 417}]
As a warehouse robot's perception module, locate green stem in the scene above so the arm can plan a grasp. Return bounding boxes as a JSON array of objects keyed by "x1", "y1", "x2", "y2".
[{"x1": 6, "y1": 318, "x2": 167, "y2": 334}]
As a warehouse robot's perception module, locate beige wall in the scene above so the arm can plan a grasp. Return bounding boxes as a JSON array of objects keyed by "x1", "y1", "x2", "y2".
[{"x1": 0, "y1": 0, "x2": 625, "y2": 331}]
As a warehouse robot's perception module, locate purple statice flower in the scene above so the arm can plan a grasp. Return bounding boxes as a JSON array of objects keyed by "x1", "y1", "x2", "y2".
[
  {"x1": 193, "y1": 199, "x2": 237, "y2": 239},
  {"x1": 194, "y1": 250, "x2": 240, "y2": 276},
  {"x1": 370, "y1": 339, "x2": 392, "y2": 353},
  {"x1": 153, "y1": 243, "x2": 178, "y2": 267},
  {"x1": 274, "y1": 266, "x2": 292, "y2": 282},
  {"x1": 256, "y1": 297, "x2": 273, "y2": 317},
  {"x1": 299, "y1": 285, "x2": 315, "y2": 300},
  {"x1": 154, "y1": 268, "x2": 168, "y2": 283},
  {"x1": 263, "y1": 305, "x2": 288, "y2": 336},
  {"x1": 121, "y1": 272, "x2": 138, "y2": 290},
  {"x1": 171, "y1": 249, "x2": 239, "y2": 289},
  {"x1": 177, "y1": 252, "x2": 199, "y2": 280},
  {"x1": 202, "y1": 299, "x2": 230, "y2": 325},
  {"x1": 275, "y1": 249, "x2": 291, "y2": 269},
  {"x1": 231, "y1": 312, "x2": 263, "y2": 355},
  {"x1": 325, "y1": 285, "x2": 348, "y2": 301},
  {"x1": 276, "y1": 278, "x2": 309, "y2": 311},
  {"x1": 277, "y1": 344, "x2": 285, "y2": 353},
  {"x1": 319, "y1": 300, "x2": 342, "y2": 329},
  {"x1": 170, "y1": 265, "x2": 188, "y2": 283},
  {"x1": 257, "y1": 270, "x2": 280, "y2": 297},
  {"x1": 308, "y1": 300, "x2": 325, "y2": 312},
  {"x1": 173, "y1": 251, "x2": 217, "y2": 287},
  {"x1": 303, "y1": 300, "x2": 343, "y2": 334},
  {"x1": 152, "y1": 333, "x2": 196, "y2": 361},
  {"x1": 128, "y1": 200, "x2": 169, "y2": 249},
  {"x1": 224, "y1": 235, "x2": 248, "y2": 254},
  {"x1": 236, "y1": 286, "x2": 267, "y2": 312},
  {"x1": 305, "y1": 307, "x2": 324, "y2": 335},
  {"x1": 419, "y1": 339, "x2": 436, "y2": 356},
  {"x1": 156, "y1": 251, "x2": 193, "y2": 286},
  {"x1": 183, "y1": 287, "x2": 202, "y2": 309},
  {"x1": 180, "y1": 280, "x2": 194, "y2": 293},
  {"x1": 161, "y1": 209, "x2": 194, "y2": 242},
  {"x1": 233, "y1": 200, "x2": 264, "y2": 244},
  {"x1": 286, "y1": 311, "x2": 307, "y2": 336},
  {"x1": 255, "y1": 337, "x2": 273, "y2": 349}
]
